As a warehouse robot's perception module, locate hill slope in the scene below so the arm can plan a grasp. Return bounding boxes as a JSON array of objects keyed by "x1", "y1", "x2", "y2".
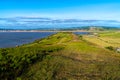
[{"x1": 1, "y1": 32, "x2": 120, "y2": 80}]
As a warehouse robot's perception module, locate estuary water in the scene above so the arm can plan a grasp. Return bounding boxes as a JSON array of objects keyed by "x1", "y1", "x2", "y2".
[
  {"x1": 0, "y1": 32, "x2": 90, "y2": 48},
  {"x1": 0, "y1": 32, "x2": 55, "y2": 48}
]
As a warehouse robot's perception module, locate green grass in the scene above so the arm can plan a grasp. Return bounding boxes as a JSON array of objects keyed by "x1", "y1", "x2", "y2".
[
  {"x1": 100, "y1": 32, "x2": 120, "y2": 38},
  {"x1": 1, "y1": 32, "x2": 120, "y2": 80},
  {"x1": 84, "y1": 31, "x2": 120, "y2": 48}
]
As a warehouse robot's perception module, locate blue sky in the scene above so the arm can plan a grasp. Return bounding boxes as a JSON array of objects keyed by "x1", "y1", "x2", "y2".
[{"x1": 1, "y1": 0, "x2": 120, "y2": 20}]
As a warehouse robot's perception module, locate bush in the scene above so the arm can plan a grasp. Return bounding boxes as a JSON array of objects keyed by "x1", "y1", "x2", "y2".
[
  {"x1": 0, "y1": 45, "x2": 64, "y2": 80},
  {"x1": 105, "y1": 46, "x2": 114, "y2": 51},
  {"x1": 79, "y1": 35, "x2": 83, "y2": 39}
]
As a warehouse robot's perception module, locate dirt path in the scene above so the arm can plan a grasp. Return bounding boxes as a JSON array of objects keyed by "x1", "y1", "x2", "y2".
[{"x1": 71, "y1": 33, "x2": 79, "y2": 41}]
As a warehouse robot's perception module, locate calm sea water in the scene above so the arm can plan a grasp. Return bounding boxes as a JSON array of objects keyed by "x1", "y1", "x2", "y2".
[
  {"x1": 0, "y1": 32, "x2": 90, "y2": 48},
  {"x1": 74, "y1": 32, "x2": 90, "y2": 35},
  {"x1": 0, "y1": 32, "x2": 56, "y2": 48}
]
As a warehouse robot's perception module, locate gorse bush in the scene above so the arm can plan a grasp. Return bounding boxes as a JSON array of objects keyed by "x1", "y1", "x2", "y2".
[
  {"x1": 0, "y1": 43, "x2": 64, "y2": 80},
  {"x1": 105, "y1": 46, "x2": 114, "y2": 51}
]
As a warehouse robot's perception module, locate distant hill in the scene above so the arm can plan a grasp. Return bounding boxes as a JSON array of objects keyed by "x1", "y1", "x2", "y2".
[{"x1": 0, "y1": 26, "x2": 119, "y2": 31}]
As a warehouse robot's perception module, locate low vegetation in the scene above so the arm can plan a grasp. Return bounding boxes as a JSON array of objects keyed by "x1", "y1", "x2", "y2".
[
  {"x1": 1, "y1": 32, "x2": 120, "y2": 80},
  {"x1": 83, "y1": 31, "x2": 120, "y2": 49}
]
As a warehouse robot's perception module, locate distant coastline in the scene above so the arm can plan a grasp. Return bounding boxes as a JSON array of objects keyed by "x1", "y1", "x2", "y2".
[{"x1": 0, "y1": 30, "x2": 92, "y2": 32}]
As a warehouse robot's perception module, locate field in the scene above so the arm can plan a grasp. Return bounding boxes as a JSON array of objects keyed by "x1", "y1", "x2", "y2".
[
  {"x1": 1, "y1": 32, "x2": 120, "y2": 80},
  {"x1": 83, "y1": 31, "x2": 120, "y2": 50}
]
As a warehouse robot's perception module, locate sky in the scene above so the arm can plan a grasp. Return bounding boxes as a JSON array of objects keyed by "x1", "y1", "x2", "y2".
[{"x1": 1, "y1": 0, "x2": 120, "y2": 20}]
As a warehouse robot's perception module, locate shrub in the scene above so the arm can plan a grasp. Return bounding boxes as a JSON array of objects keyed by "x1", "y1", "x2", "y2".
[
  {"x1": 79, "y1": 35, "x2": 83, "y2": 39},
  {"x1": 105, "y1": 46, "x2": 114, "y2": 51}
]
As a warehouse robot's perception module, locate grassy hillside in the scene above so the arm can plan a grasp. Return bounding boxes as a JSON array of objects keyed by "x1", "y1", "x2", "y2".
[
  {"x1": 83, "y1": 31, "x2": 120, "y2": 52},
  {"x1": 1, "y1": 32, "x2": 120, "y2": 80}
]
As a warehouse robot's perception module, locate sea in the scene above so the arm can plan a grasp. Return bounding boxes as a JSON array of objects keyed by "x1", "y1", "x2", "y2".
[
  {"x1": 0, "y1": 32, "x2": 89, "y2": 48},
  {"x1": 0, "y1": 32, "x2": 56, "y2": 48}
]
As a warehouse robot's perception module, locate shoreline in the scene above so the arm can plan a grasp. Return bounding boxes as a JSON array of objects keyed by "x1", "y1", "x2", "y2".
[{"x1": 0, "y1": 30, "x2": 93, "y2": 32}]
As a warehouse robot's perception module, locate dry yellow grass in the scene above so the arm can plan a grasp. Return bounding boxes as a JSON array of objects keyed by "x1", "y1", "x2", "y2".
[{"x1": 83, "y1": 32, "x2": 120, "y2": 48}]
